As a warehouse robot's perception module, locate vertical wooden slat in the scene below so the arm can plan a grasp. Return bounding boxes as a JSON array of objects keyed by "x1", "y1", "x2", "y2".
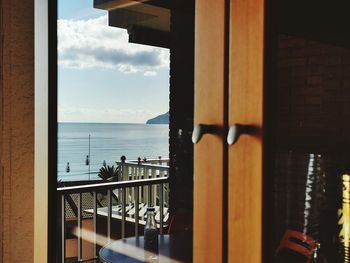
[
  {"x1": 77, "y1": 193, "x2": 83, "y2": 261},
  {"x1": 152, "y1": 169, "x2": 156, "y2": 207},
  {"x1": 159, "y1": 183, "x2": 164, "y2": 234},
  {"x1": 228, "y1": 0, "x2": 265, "y2": 262},
  {"x1": 135, "y1": 186, "x2": 139, "y2": 237},
  {"x1": 121, "y1": 188, "x2": 126, "y2": 239},
  {"x1": 93, "y1": 191, "x2": 97, "y2": 258},
  {"x1": 194, "y1": 1, "x2": 226, "y2": 262},
  {"x1": 107, "y1": 190, "x2": 112, "y2": 242},
  {"x1": 61, "y1": 195, "x2": 66, "y2": 263},
  {"x1": 130, "y1": 167, "x2": 135, "y2": 203}
]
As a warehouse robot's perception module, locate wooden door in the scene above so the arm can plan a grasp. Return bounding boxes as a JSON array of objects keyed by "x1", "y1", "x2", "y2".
[
  {"x1": 194, "y1": 0, "x2": 265, "y2": 262},
  {"x1": 193, "y1": 1, "x2": 226, "y2": 262},
  {"x1": 228, "y1": 0, "x2": 265, "y2": 262}
]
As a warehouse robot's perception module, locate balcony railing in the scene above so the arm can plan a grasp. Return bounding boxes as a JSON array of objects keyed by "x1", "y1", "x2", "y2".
[
  {"x1": 57, "y1": 159, "x2": 169, "y2": 262},
  {"x1": 124, "y1": 156, "x2": 170, "y2": 166}
]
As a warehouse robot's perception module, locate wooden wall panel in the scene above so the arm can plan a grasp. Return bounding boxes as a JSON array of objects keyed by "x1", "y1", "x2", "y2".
[
  {"x1": 228, "y1": 0, "x2": 265, "y2": 262},
  {"x1": 193, "y1": 1, "x2": 226, "y2": 262},
  {"x1": 0, "y1": 0, "x2": 35, "y2": 262}
]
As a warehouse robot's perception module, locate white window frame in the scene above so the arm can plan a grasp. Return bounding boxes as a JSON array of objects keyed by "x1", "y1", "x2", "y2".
[{"x1": 35, "y1": 0, "x2": 57, "y2": 261}]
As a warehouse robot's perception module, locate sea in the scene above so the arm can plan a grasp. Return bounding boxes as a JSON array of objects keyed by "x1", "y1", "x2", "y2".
[{"x1": 58, "y1": 122, "x2": 169, "y2": 182}]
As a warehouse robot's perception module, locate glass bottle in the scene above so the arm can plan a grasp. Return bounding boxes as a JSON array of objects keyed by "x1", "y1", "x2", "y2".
[
  {"x1": 144, "y1": 207, "x2": 159, "y2": 254},
  {"x1": 274, "y1": 152, "x2": 327, "y2": 263}
]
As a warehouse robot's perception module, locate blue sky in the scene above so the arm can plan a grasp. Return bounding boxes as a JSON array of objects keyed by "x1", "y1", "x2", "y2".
[{"x1": 57, "y1": 0, "x2": 170, "y2": 123}]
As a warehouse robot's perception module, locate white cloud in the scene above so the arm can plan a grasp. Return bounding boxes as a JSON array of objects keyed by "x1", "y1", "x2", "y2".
[
  {"x1": 144, "y1": 71, "x2": 157, "y2": 77},
  {"x1": 58, "y1": 15, "x2": 170, "y2": 75},
  {"x1": 58, "y1": 107, "x2": 161, "y2": 123}
]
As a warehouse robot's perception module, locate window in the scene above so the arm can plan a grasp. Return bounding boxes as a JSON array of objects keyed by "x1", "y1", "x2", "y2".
[{"x1": 34, "y1": 0, "x2": 195, "y2": 261}]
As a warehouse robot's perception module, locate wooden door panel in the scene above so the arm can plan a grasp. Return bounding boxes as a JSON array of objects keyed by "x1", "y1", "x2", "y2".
[
  {"x1": 193, "y1": 1, "x2": 226, "y2": 262},
  {"x1": 228, "y1": 0, "x2": 265, "y2": 262}
]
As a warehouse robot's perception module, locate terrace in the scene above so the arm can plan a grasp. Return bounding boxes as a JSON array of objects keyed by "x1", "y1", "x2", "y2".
[{"x1": 57, "y1": 158, "x2": 170, "y2": 262}]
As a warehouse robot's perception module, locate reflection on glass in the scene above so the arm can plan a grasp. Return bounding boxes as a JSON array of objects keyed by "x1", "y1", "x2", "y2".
[
  {"x1": 340, "y1": 174, "x2": 350, "y2": 262},
  {"x1": 274, "y1": 152, "x2": 331, "y2": 262},
  {"x1": 272, "y1": 31, "x2": 350, "y2": 262}
]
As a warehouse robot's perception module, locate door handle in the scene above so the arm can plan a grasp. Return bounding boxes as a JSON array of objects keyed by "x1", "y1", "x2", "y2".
[
  {"x1": 192, "y1": 124, "x2": 222, "y2": 144},
  {"x1": 227, "y1": 124, "x2": 254, "y2": 145}
]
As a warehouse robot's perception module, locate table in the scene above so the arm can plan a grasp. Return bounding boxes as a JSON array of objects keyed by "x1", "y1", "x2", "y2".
[{"x1": 99, "y1": 234, "x2": 192, "y2": 262}]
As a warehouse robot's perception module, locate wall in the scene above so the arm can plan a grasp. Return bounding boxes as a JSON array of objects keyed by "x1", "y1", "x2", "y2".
[
  {"x1": 272, "y1": 34, "x2": 350, "y2": 257},
  {"x1": 276, "y1": 34, "x2": 350, "y2": 148},
  {"x1": 169, "y1": 0, "x2": 195, "y2": 219},
  {"x1": 0, "y1": 0, "x2": 35, "y2": 262}
]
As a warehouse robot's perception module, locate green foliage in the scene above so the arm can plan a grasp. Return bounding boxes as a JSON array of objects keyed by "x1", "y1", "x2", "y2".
[{"x1": 98, "y1": 164, "x2": 119, "y2": 181}]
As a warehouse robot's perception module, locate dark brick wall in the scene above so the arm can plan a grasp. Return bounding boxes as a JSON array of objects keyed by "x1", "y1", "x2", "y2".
[
  {"x1": 272, "y1": 35, "x2": 350, "y2": 259},
  {"x1": 276, "y1": 35, "x2": 350, "y2": 148}
]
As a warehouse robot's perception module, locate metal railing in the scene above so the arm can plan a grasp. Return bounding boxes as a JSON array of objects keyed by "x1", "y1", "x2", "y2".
[
  {"x1": 116, "y1": 158, "x2": 169, "y2": 207},
  {"x1": 125, "y1": 157, "x2": 170, "y2": 166},
  {"x1": 57, "y1": 176, "x2": 169, "y2": 262}
]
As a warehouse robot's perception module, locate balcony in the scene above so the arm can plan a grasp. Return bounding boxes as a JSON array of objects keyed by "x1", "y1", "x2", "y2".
[{"x1": 57, "y1": 158, "x2": 170, "y2": 262}]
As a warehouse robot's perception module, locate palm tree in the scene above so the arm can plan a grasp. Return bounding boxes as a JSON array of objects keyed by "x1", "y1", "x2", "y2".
[{"x1": 98, "y1": 164, "x2": 119, "y2": 181}]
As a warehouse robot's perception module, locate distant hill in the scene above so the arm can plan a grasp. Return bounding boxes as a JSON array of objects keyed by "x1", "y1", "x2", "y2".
[{"x1": 146, "y1": 112, "x2": 169, "y2": 124}]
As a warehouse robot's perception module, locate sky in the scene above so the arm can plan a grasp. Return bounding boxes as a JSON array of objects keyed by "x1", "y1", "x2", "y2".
[{"x1": 57, "y1": 0, "x2": 170, "y2": 123}]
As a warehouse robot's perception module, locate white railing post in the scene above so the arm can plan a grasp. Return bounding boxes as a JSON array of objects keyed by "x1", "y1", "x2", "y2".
[
  {"x1": 137, "y1": 163, "x2": 141, "y2": 201},
  {"x1": 119, "y1": 156, "x2": 126, "y2": 205},
  {"x1": 152, "y1": 168, "x2": 157, "y2": 207},
  {"x1": 57, "y1": 176, "x2": 169, "y2": 261},
  {"x1": 143, "y1": 167, "x2": 148, "y2": 206},
  {"x1": 123, "y1": 160, "x2": 128, "y2": 182}
]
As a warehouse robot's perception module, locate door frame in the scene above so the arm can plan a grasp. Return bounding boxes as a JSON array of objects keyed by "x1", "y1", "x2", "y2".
[{"x1": 34, "y1": 0, "x2": 58, "y2": 261}]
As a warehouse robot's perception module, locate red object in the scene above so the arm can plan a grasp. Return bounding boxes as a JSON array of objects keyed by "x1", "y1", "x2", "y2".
[{"x1": 276, "y1": 229, "x2": 317, "y2": 259}]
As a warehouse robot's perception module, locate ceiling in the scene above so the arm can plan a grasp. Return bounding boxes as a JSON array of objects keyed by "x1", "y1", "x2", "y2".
[
  {"x1": 94, "y1": 0, "x2": 171, "y2": 32},
  {"x1": 279, "y1": 1, "x2": 350, "y2": 47}
]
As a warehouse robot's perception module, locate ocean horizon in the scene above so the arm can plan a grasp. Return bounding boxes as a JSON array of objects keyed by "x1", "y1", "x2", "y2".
[{"x1": 58, "y1": 122, "x2": 169, "y2": 182}]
